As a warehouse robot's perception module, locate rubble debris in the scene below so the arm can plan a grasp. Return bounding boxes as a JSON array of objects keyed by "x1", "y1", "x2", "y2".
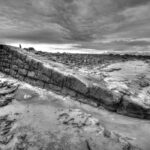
[{"x1": 0, "y1": 80, "x2": 19, "y2": 107}]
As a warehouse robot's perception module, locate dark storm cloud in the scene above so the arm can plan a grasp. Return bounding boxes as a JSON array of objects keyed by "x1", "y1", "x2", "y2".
[
  {"x1": 30, "y1": 0, "x2": 150, "y2": 42},
  {"x1": 105, "y1": 39, "x2": 150, "y2": 47},
  {"x1": 126, "y1": 40, "x2": 150, "y2": 46},
  {"x1": 113, "y1": 0, "x2": 150, "y2": 10},
  {"x1": 0, "y1": 0, "x2": 150, "y2": 44},
  {"x1": 3, "y1": 30, "x2": 69, "y2": 43}
]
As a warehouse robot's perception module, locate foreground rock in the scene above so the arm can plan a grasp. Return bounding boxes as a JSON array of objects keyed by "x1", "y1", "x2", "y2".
[
  {"x1": 0, "y1": 77, "x2": 143, "y2": 150},
  {"x1": 57, "y1": 109, "x2": 141, "y2": 150},
  {"x1": 0, "y1": 115, "x2": 15, "y2": 145},
  {"x1": 0, "y1": 81, "x2": 19, "y2": 107}
]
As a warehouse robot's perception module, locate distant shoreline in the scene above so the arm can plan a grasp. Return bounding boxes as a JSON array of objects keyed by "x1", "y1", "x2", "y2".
[{"x1": 5, "y1": 42, "x2": 150, "y2": 55}]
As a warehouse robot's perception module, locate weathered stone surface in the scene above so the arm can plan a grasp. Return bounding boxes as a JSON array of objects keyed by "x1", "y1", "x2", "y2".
[
  {"x1": 18, "y1": 69, "x2": 27, "y2": 76},
  {"x1": 139, "y1": 78, "x2": 150, "y2": 87},
  {"x1": 0, "y1": 115, "x2": 15, "y2": 145},
  {"x1": 24, "y1": 77, "x2": 44, "y2": 88},
  {"x1": 88, "y1": 85, "x2": 121, "y2": 109},
  {"x1": 23, "y1": 63, "x2": 29, "y2": 69},
  {"x1": 0, "y1": 81, "x2": 19, "y2": 107},
  {"x1": 10, "y1": 70, "x2": 17, "y2": 77},
  {"x1": 4, "y1": 69, "x2": 10, "y2": 74},
  {"x1": 44, "y1": 83, "x2": 61, "y2": 92},
  {"x1": 34, "y1": 80, "x2": 45, "y2": 88},
  {"x1": 24, "y1": 77, "x2": 34, "y2": 85},
  {"x1": 61, "y1": 87, "x2": 77, "y2": 97},
  {"x1": 117, "y1": 95, "x2": 146, "y2": 118},
  {"x1": 25, "y1": 56, "x2": 32, "y2": 65},
  {"x1": 51, "y1": 70, "x2": 65, "y2": 87},
  {"x1": 2, "y1": 62, "x2": 10, "y2": 68},
  {"x1": 42, "y1": 67, "x2": 52, "y2": 77},
  {"x1": 36, "y1": 72, "x2": 50, "y2": 82},
  {"x1": 12, "y1": 65, "x2": 19, "y2": 71},
  {"x1": 65, "y1": 75, "x2": 88, "y2": 95},
  {"x1": 18, "y1": 75, "x2": 25, "y2": 81},
  {"x1": 1, "y1": 44, "x2": 150, "y2": 119},
  {"x1": 15, "y1": 59, "x2": 23, "y2": 68},
  {"x1": 27, "y1": 71, "x2": 35, "y2": 78},
  {"x1": 30, "y1": 59, "x2": 39, "y2": 69}
]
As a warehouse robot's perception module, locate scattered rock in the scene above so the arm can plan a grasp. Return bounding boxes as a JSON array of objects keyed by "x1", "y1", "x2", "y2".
[
  {"x1": 139, "y1": 78, "x2": 150, "y2": 88},
  {"x1": 57, "y1": 108, "x2": 141, "y2": 150},
  {"x1": 0, "y1": 80, "x2": 19, "y2": 107},
  {"x1": 0, "y1": 115, "x2": 15, "y2": 145},
  {"x1": 57, "y1": 109, "x2": 100, "y2": 129}
]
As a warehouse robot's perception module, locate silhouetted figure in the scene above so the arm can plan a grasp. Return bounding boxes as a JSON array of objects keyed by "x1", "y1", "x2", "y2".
[{"x1": 19, "y1": 44, "x2": 22, "y2": 49}]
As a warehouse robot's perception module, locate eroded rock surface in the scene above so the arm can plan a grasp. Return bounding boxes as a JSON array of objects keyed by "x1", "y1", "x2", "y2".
[
  {"x1": 0, "y1": 81, "x2": 19, "y2": 107},
  {"x1": 99, "y1": 60, "x2": 150, "y2": 118},
  {"x1": 0, "y1": 76, "x2": 143, "y2": 150},
  {"x1": 0, "y1": 115, "x2": 15, "y2": 145},
  {"x1": 57, "y1": 109, "x2": 141, "y2": 150},
  {"x1": 1, "y1": 45, "x2": 150, "y2": 119}
]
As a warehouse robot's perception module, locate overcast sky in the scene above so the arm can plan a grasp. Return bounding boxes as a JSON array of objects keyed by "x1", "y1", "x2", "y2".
[{"x1": 0, "y1": 0, "x2": 150, "y2": 46}]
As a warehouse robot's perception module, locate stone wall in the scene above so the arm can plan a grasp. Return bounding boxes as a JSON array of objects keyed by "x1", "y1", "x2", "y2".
[
  {"x1": 0, "y1": 45, "x2": 121, "y2": 108},
  {"x1": 0, "y1": 45, "x2": 150, "y2": 119}
]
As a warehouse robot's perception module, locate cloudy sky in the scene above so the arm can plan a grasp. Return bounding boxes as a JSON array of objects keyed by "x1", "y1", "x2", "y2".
[{"x1": 0, "y1": 0, "x2": 150, "y2": 48}]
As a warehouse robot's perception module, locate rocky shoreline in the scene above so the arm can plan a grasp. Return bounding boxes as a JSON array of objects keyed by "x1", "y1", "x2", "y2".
[
  {"x1": 1, "y1": 45, "x2": 150, "y2": 119},
  {"x1": 0, "y1": 74, "x2": 143, "y2": 150}
]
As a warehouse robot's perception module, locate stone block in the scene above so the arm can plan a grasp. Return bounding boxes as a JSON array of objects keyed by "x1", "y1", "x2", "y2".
[
  {"x1": 30, "y1": 59, "x2": 38, "y2": 69},
  {"x1": 50, "y1": 70, "x2": 65, "y2": 87},
  {"x1": 27, "y1": 71, "x2": 36, "y2": 78},
  {"x1": 26, "y1": 56, "x2": 32, "y2": 64},
  {"x1": 64, "y1": 75, "x2": 88, "y2": 95},
  {"x1": 12, "y1": 65, "x2": 19, "y2": 71},
  {"x1": 24, "y1": 77, "x2": 34, "y2": 85},
  {"x1": 42, "y1": 67, "x2": 52, "y2": 77},
  {"x1": 18, "y1": 75, "x2": 25, "y2": 81},
  {"x1": 20, "y1": 53, "x2": 27, "y2": 61},
  {"x1": 10, "y1": 70, "x2": 17, "y2": 77},
  {"x1": 44, "y1": 83, "x2": 61, "y2": 92},
  {"x1": 61, "y1": 87, "x2": 76, "y2": 97},
  {"x1": 88, "y1": 85, "x2": 121, "y2": 109},
  {"x1": 2, "y1": 63, "x2": 10, "y2": 68},
  {"x1": 117, "y1": 95, "x2": 145, "y2": 118},
  {"x1": 18, "y1": 69, "x2": 28, "y2": 76},
  {"x1": 4, "y1": 68, "x2": 10, "y2": 74},
  {"x1": 23, "y1": 64, "x2": 29, "y2": 69},
  {"x1": 34, "y1": 80, "x2": 44, "y2": 88},
  {"x1": 36, "y1": 72, "x2": 50, "y2": 82},
  {"x1": 24, "y1": 77, "x2": 44, "y2": 88},
  {"x1": 15, "y1": 59, "x2": 24, "y2": 68}
]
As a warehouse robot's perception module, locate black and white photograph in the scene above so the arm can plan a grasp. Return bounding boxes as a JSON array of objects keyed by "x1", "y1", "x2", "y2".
[{"x1": 0, "y1": 0, "x2": 150, "y2": 149}]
